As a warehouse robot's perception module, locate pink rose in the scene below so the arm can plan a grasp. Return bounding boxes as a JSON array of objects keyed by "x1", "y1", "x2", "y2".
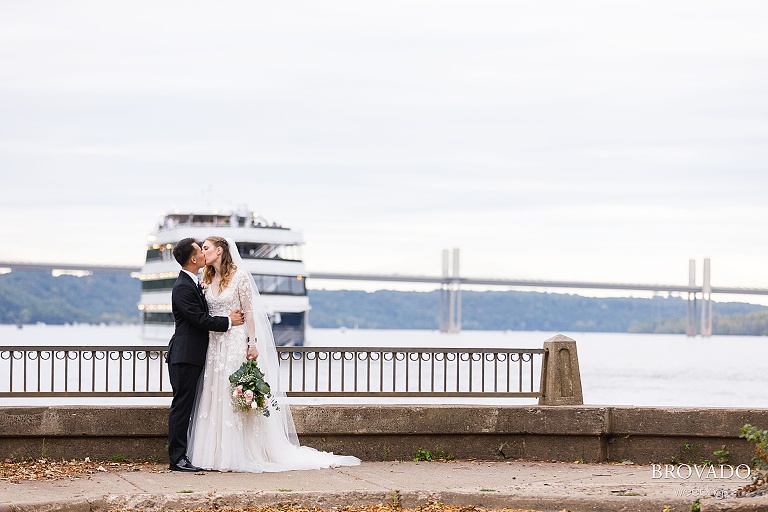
[
  {"x1": 236, "y1": 385, "x2": 243, "y2": 396},
  {"x1": 244, "y1": 389, "x2": 253, "y2": 399}
]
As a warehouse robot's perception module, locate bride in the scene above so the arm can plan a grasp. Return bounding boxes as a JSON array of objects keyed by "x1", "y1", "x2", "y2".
[{"x1": 187, "y1": 235, "x2": 360, "y2": 472}]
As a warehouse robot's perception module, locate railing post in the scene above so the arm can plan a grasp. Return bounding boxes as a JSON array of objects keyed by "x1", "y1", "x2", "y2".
[{"x1": 538, "y1": 334, "x2": 583, "y2": 405}]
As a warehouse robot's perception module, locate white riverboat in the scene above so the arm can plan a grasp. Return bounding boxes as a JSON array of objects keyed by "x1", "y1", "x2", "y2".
[{"x1": 137, "y1": 209, "x2": 309, "y2": 346}]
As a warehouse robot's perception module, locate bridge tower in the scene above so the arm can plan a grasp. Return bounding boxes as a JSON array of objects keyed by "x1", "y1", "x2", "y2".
[
  {"x1": 439, "y1": 248, "x2": 461, "y2": 333},
  {"x1": 686, "y1": 259, "x2": 698, "y2": 336},
  {"x1": 685, "y1": 258, "x2": 713, "y2": 337},
  {"x1": 700, "y1": 258, "x2": 713, "y2": 337}
]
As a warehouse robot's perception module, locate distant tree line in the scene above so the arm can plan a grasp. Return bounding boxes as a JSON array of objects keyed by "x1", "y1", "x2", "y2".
[
  {"x1": 1, "y1": 271, "x2": 767, "y2": 335},
  {"x1": 307, "y1": 289, "x2": 768, "y2": 335},
  {"x1": 0, "y1": 271, "x2": 141, "y2": 325}
]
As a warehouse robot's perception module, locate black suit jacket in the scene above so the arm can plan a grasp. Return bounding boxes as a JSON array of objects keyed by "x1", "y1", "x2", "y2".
[{"x1": 167, "y1": 271, "x2": 229, "y2": 367}]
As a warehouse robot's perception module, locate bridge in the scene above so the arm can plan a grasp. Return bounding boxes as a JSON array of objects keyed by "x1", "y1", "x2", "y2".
[{"x1": 2, "y1": 251, "x2": 768, "y2": 337}]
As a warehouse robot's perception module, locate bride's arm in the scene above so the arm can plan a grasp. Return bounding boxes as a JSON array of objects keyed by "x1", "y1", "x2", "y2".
[{"x1": 237, "y1": 271, "x2": 259, "y2": 360}]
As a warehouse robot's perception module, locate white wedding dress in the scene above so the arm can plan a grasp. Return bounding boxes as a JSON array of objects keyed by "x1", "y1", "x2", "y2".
[{"x1": 188, "y1": 263, "x2": 360, "y2": 472}]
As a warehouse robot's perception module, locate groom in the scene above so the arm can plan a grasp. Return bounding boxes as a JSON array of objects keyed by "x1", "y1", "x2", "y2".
[{"x1": 166, "y1": 237, "x2": 244, "y2": 472}]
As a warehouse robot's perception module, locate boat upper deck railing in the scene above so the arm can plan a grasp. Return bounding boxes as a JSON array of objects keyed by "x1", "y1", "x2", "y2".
[{"x1": 158, "y1": 213, "x2": 289, "y2": 232}]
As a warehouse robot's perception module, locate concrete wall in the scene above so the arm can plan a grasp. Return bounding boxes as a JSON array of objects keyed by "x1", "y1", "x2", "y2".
[{"x1": 1, "y1": 405, "x2": 766, "y2": 465}]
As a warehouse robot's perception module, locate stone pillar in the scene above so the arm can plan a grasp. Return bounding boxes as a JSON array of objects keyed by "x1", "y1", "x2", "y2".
[{"x1": 538, "y1": 334, "x2": 583, "y2": 405}]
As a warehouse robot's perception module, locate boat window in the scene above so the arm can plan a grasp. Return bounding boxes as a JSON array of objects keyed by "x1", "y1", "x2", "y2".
[
  {"x1": 256, "y1": 274, "x2": 278, "y2": 293},
  {"x1": 276, "y1": 276, "x2": 293, "y2": 294},
  {"x1": 239, "y1": 243, "x2": 303, "y2": 262},
  {"x1": 275, "y1": 312, "x2": 304, "y2": 327},
  {"x1": 145, "y1": 248, "x2": 162, "y2": 262},
  {"x1": 252, "y1": 274, "x2": 306, "y2": 295},
  {"x1": 143, "y1": 312, "x2": 174, "y2": 324},
  {"x1": 141, "y1": 278, "x2": 176, "y2": 291},
  {"x1": 145, "y1": 246, "x2": 174, "y2": 262}
]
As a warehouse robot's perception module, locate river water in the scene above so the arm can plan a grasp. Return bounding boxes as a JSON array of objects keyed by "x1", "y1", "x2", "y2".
[{"x1": 0, "y1": 324, "x2": 765, "y2": 408}]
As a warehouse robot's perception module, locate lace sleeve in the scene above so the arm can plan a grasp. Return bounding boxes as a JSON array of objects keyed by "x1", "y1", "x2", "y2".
[{"x1": 236, "y1": 270, "x2": 257, "y2": 344}]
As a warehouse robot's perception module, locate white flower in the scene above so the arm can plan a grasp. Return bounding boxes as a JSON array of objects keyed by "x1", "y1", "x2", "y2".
[{"x1": 251, "y1": 401, "x2": 259, "y2": 410}]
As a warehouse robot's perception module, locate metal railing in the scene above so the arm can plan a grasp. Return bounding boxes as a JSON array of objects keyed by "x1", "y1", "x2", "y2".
[
  {"x1": 0, "y1": 346, "x2": 169, "y2": 397},
  {"x1": 278, "y1": 347, "x2": 543, "y2": 397},
  {"x1": 0, "y1": 345, "x2": 545, "y2": 399}
]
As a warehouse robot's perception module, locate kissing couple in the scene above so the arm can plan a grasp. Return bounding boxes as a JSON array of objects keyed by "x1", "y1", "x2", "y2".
[{"x1": 166, "y1": 236, "x2": 360, "y2": 472}]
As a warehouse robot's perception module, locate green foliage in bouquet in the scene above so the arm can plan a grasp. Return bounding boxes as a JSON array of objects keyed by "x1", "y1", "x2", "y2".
[{"x1": 228, "y1": 359, "x2": 279, "y2": 417}]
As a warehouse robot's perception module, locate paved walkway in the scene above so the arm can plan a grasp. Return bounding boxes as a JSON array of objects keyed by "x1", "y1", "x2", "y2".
[{"x1": 2, "y1": 460, "x2": 767, "y2": 512}]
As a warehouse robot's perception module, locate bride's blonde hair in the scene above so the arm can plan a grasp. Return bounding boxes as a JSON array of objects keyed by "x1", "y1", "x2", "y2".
[{"x1": 202, "y1": 236, "x2": 238, "y2": 294}]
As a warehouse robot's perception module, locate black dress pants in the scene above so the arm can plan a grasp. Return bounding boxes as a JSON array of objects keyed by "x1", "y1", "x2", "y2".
[{"x1": 167, "y1": 362, "x2": 202, "y2": 465}]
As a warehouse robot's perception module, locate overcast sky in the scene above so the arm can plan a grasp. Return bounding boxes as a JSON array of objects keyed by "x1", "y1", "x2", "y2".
[{"x1": 1, "y1": 1, "x2": 767, "y2": 302}]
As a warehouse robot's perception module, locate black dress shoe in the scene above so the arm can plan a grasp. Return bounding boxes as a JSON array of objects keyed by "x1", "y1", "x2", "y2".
[{"x1": 169, "y1": 457, "x2": 202, "y2": 472}]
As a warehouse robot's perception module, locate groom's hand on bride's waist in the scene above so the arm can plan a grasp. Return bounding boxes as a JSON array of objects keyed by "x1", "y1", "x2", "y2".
[{"x1": 229, "y1": 309, "x2": 245, "y2": 326}]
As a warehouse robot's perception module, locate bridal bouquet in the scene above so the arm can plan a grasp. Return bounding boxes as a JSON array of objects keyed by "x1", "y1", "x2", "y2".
[{"x1": 228, "y1": 359, "x2": 279, "y2": 417}]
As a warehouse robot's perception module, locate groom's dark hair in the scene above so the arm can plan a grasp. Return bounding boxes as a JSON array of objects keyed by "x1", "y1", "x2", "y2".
[{"x1": 173, "y1": 238, "x2": 198, "y2": 266}]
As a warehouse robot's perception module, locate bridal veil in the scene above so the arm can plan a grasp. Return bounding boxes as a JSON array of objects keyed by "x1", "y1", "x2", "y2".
[
  {"x1": 186, "y1": 237, "x2": 360, "y2": 471},
  {"x1": 225, "y1": 237, "x2": 301, "y2": 447}
]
